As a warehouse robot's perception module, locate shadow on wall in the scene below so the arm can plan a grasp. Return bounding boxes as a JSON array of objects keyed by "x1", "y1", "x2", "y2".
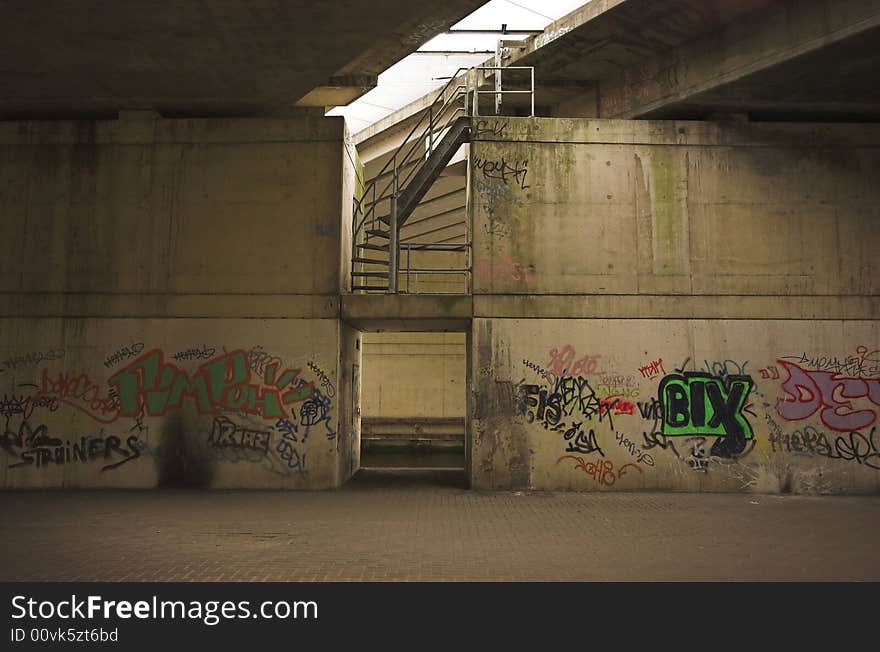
[{"x1": 158, "y1": 411, "x2": 213, "y2": 488}]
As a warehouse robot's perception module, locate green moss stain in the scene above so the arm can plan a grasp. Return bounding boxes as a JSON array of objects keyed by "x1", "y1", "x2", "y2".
[
  {"x1": 650, "y1": 148, "x2": 683, "y2": 274},
  {"x1": 432, "y1": 294, "x2": 470, "y2": 314}
]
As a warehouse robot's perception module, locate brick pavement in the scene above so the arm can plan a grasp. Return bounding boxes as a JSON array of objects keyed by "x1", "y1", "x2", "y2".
[{"x1": 1, "y1": 470, "x2": 878, "y2": 581}]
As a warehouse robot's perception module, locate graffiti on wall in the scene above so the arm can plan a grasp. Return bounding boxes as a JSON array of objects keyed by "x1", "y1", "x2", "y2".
[
  {"x1": 758, "y1": 365, "x2": 780, "y2": 380},
  {"x1": 780, "y1": 346, "x2": 880, "y2": 379},
  {"x1": 38, "y1": 369, "x2": 120, "y2": 423},
  {"x1": 1, "y1": 420, "x2": 141, "y2": 471},
  {"x1": 518, "y1": 346, "x2": 620, "y2": 460},
  {"x1": 109, "y1": 349, "x2": 315, "y2": 420},
  {"x1": 658, "y1": 371, "x2": 756, "y2": 459},
  {"x1": 1, "y1": 349, "x2": 65, "y2": 373},
  {"x1": 547, "y1": 346, "x2": 601, "y2": 377},
  {"x1": 659, "y1": 372, "x2": 754, "y2": 439},
  {"x1": 615, "y1": 431, "x2": 655, "y2": 466},
  {"x1": 474, "y1": 156, "x2": 530, "y2": 189},
  {"x1": 556, "y1": 455, "x2": 643, "y2": 486},
  {"x1": 638, "y1": 358, "x2": 665, "y2": 380},
  {"x1": 769, "y1": 424, "x2": 879, "y2": 470},
  {"x1": 775, "y1": 360, "x2": 880, "y2": 432},
  {"x1": 172, "y1": 345, "x2": 217, "y2": 362},
  {"x1": 0, "y1": 342, "x2": 333, "y2": 482},
  {"x1": 475, "y1": 256, "x2": 537, "y2": 287},
  {"x1": 697, "y1": 359, "x2": 749, "y2": 379},
  {"x1": 473, "y1": 119, "x2": 509, "y2": 139},
  {"x1": 104, "y1": 343, "x2": 146, "y2": 369},
  {"x1": 1, "y1": 392, "x2": 59, "y2": 422},
  {"x1": 562, "y1": 422, "x2": 603, "y2": 455},
  {"x1": 208, "y1": 416, "x2": 271, "y2": 455},
  {"x1": 506, "y1": 339, "x2": 880, "y2": 487},
  {"x1": 596, "y1": 372, "x2": 639, "y2": 399},
  {"x1": 518, "y1": 375, "x2": 602, "y2": 431},
  {"x1": 307, "y1": 361, "x2": 336, "y2": 398}
]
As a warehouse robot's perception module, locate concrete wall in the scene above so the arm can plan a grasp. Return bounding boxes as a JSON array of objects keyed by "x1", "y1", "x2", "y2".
[
  {"x1": 361, "y1": 332, "x2": 465, "y2": 418},
  {"x1": 0, "y1": 319, "x2": 341, "y2": 488},
  {"x1": 469, "y1": 117, "x2": 880, "y2": 493},
  {"x1": 0, "y1": 114, "x2": 353, "y2": 489},
  {"x1": 337, "y1": 323, "x2": 362, "y2": 482}
]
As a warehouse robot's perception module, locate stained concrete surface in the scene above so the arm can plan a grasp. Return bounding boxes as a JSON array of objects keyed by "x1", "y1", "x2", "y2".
[{"x1": 1, "y1": 475, "x2": 878, "y2": 581}]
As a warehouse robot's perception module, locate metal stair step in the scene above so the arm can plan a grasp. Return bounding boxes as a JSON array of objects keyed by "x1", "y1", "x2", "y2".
[
  {"x1": 358, "y1": 243, "x2": 389, "y2": 252},
  {"x1": 351, "y1": 271, "x2": 390, "y2": 278},
  {"x1": 352, "y1": 256, "x2": 389, "y2": 265},
  {"x1": 352, "y1": 285, "x2": 390, "y2": 291},
  {"x1": 366, "y1": 229, "x2": 390, "y2": 239}
]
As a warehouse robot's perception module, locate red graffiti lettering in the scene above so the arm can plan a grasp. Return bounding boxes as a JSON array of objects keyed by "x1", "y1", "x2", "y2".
[
  {"x1": 548, "y1": 345, "x2": 601, "y2": 377},
  {"x1": 37, "y1": 370, "x2": 119, "y2": 423},
  {"x1": 475, "y1": 256, "x2": 536, "y2": 287},
  {"x1": 776, "y1": 360, "x2": 880, "y2": 432},
  {"x1": 556, "y1": 455, "x2": 643, "y2": 486},
  {"x1": 110, "y1": 349, "x2": 315, "y2": 420},
  {"x1": 639, "y1": 358, "x2": 665, "y2": 380},
  {"x1": 599, "y1": 394, "x2": 636, "y2": 416}
]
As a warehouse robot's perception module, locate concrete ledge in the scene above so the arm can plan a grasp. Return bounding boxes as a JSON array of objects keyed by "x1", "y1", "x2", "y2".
[
  {"x1": 471, "y1": 117, "x2": 880, "y2": 147},
  {"x1": 0, "y1": 115, "x2": 346, "y2": 145},
  {"x1": 473, "y1": 294, "x2": 880, "y2": 320},
  {"x1": 342, "y1": 294, "x2": 472, "y2": 331},
  {"x1": 0, "y1": 293, "x2": 340, "y2": 319}
]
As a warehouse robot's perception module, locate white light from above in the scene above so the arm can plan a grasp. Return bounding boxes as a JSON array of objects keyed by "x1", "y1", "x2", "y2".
[{"x1": 328, "y1": 0, "x2": 590, "y2": 133}]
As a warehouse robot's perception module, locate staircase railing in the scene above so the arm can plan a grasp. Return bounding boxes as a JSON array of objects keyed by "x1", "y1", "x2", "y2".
[
  {"x1": 351, "y1": 65, "x2": 534, "y2": 293},
  {"x1": 352, "y1": 68, "x2": 471, "y2": 288}
]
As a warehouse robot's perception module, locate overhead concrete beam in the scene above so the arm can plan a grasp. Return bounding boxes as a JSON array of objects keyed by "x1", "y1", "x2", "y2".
[
  {"x1": 0, "y1": 0, "x2": 487, "y2": 118},
  {"x1": 295, "y1": 74, "x2": 378, "y2": 108},
  {"x1": 342, "y1": 294, "x2": 472, "y2": 332},
  {"x1": 598, "y1": 0, "x2": 880, "y2": 118}
]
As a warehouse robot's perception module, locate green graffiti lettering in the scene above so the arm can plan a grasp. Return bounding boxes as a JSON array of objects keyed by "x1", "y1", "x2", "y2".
[{"x1": 659, "y1": 372, "x2": 754, "y2": 438}]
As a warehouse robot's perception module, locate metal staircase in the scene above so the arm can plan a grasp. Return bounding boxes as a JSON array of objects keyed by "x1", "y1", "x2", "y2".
[{"x1": 351, "y1": 66, "x2": 534, "y2": 293}]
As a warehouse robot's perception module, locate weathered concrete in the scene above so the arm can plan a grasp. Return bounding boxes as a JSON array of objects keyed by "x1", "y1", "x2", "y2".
[
  {"x1": 468, "y1": 117, "x2": 880, "y2": 493},
  {"x1": 341, "y1": 294, "x2": 472, "y2": 331},
  {"x1": 0, "y1": 114, "x2": 357, "y2": 489},
  {"x1": 0, "y1": 318, "x2": 342, "y2": 489},
  {"x1": 471, "y1": 118, "x2": 880, "y2": 298},
  {"x1": 472, "y1": 317, "x2": 880, "y2": 492},
  {"x1": 499, "y1": 0, "x2": 880, "y2": 121},
  {"x1": 357, "y1": 0, "x2": 880, "y2": 138},
  {"x1": 4, "y1": 111, "x2": 879, "y2": 495},
  {"x1": 362, "y1": 333, "x2": 465, "y2": 418},
  {"x1": 598, "y1": 0, "x2": 880, "y2": 119},
  {"x1": 0, "y1": 114, "x2": 350, "y2": 299}
]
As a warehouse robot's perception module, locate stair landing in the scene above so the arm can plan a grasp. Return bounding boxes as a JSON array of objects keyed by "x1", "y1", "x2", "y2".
[{"x1": 341, "y1": 293, "x2": 471, "y2": 331}]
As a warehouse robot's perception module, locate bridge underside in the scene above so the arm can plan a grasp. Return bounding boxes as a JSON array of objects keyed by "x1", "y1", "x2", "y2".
[{"x1": 0, "y1": 0, "x2": 485, "y2": 118}]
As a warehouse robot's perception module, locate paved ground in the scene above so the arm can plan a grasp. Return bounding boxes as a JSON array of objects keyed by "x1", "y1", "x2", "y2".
[{"x1": 1, "y1": 470, "x2": 878, "y2": 581}]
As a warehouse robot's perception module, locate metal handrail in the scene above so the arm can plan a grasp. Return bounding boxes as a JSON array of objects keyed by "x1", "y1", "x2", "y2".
[
  {"x1": 470, "y1": 66, "x2": 535, "y2": 117},
  {"x1": 354, "y1": 68, "x2": 471, "y2": 237},
  {"x1": 351, "y1": 64, "x2": 534, "y2": 294},
  {"x1": 401, "y1": 243, "x2": 471, "y2": 294}
]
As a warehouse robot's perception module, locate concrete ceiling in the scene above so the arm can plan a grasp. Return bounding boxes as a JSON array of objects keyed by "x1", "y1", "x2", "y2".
[
  {"x1": 646, "y1": 25, "x2": 880, "y2": 121},
  {"x1": 505, "y1": 0, "x2": 880, "y2": 121},
  {"x1": 0, "y1": 0, "x2": 487, "y2": 118},
  {"x1": 517, "y1": 0, "x2": 776, "y2": 85}
]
